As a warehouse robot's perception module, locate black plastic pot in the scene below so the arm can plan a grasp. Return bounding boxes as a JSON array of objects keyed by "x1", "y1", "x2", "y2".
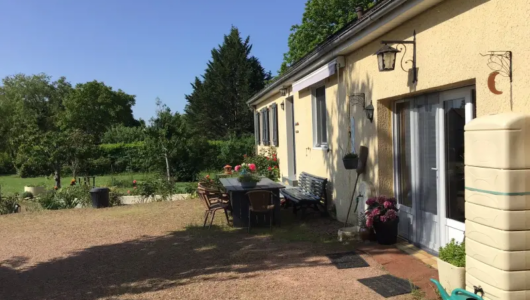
[
  {"x1": 373, "y1": 217, "x2": 399, "y2": 245},
  {"x1": 342, "y1": 157, "x2": 359, "y2": 170},
  {"x1": 90, "y1": 187, "x2": 110, "y2": 208}
]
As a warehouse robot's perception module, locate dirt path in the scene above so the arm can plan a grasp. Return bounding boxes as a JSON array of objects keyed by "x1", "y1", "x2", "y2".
[{"x1": 0, "y1": 200, "x2": 418, "y2": 300}]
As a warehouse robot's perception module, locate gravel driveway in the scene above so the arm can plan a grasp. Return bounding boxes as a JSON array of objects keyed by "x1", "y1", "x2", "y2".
[{"x1": 0, "y1": 200, "x2": 418, "y2": 300}]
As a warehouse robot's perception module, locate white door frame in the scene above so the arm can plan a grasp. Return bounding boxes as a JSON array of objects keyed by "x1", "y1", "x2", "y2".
[
  {"x1": 438, "y1": 86, "x2": 474, "y2": 247},
  {"x1": 393, "y1": 86, "x2": 475, "y2": 251},
  {"x1": 285, "y1": 96, "x2": 297, "y2": 180}
]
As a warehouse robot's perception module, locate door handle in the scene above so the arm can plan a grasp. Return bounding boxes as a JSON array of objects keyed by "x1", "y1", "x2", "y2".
[{"x1": 431, "y1": 167, "x2": 438, "y2": 171}]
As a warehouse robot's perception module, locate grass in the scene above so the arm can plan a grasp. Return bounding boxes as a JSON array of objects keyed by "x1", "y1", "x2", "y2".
[{"x1": 0, "y1": 173, "x2": 194, "y2": 196}]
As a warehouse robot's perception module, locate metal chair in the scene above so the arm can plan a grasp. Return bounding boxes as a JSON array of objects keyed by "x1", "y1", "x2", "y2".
[
  {"x1": 197, "y1": 188, "x2": 231, "y2": 229},
  {"x1": 246, "y1": 190, "x2": 275, "y2": 233}
]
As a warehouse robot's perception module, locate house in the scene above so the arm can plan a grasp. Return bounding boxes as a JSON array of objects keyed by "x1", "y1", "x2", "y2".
[{"x1": 247, "y1": 0, "x2": 529, "y2": 254}]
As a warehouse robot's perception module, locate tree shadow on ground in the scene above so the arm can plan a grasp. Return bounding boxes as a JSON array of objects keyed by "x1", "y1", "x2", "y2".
[{"x1": 0, "y1": 211, "x2": 344, "y2": 300}]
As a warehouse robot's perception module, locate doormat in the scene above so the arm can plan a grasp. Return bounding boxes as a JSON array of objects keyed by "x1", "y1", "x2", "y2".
[
  {"x1": 326, "y1": 251, "x2": 369, "y2": 269},
  {"x1": 358, "y1": 275, "x2": 417, "y2": 298}
]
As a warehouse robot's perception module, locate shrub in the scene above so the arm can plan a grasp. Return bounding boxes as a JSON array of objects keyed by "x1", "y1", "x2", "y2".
[
  {"x1": 109, "y1": 189, "x2": 123, "y2": 207},
  {"x1": 0, "y1": 194, "x2": 19, "y2": 215},
  {"x1": 208, "y1": 135, "x2": 256, "y2": 168},
  {"x1": 241, "y1": 147, "x2": 280, "y2": 181},
  {"x1": 38, "y1": 186, "x2": 91, "y2": 210},
  {"x1": 439, "y1": 239, "x2": 465, "y2": 267},
  {"x1": 132, "y1": 177, "x2": 174, "y2": 201},
  {"x1": 0, "y1": 152, "x2": 15, "y2": 175},
  {"x1": 37, "y1": 191, "x2": 62, "y2": 210},
  {"x1": 21, "y1": 191, "x2": 34, "y2": 199}
]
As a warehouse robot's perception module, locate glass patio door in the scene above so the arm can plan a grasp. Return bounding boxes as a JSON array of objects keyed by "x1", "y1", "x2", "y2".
[
  {"x1": 438, "y1": 87, "x2": 474, "y2": 246},
  {"x1": 394, "y1": 95, "x2": 441, "y2": 251}
]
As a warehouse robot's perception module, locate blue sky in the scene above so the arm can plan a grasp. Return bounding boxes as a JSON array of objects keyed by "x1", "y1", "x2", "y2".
[{"x1": 0, "y1": 0, "x2": 306, "y2": 121}]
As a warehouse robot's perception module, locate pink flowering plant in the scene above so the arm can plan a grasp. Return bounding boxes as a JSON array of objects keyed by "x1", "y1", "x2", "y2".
[
  {"x1": 241, "y1": 147, "x2": 280, "y2": 181},
  {"x1": 235, "y1": 163, "x2": 261, "y2": 184},
  {"x1": 365, "y1": 196, "x2": 399, "y2": 228}
]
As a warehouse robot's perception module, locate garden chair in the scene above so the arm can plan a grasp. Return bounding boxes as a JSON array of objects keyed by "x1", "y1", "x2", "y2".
[
  {"x1": 197, "y1": 184, "x2": 232, "y2": 213},
  {"x1": 198, "y1": 188, "x2": 231, "y2": 229},
  {"x1": 246, "y1": 190, "x2": 275, "y2": 233}
]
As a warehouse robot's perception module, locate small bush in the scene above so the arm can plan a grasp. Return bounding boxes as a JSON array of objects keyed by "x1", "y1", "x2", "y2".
[
  {"x1": 0, "y1": 194, "x2": 19, "y2": 215},
  {"x1": 439, "y1": 239, "x2": 465, "y2": 267},
  {"x1": 109, "y1": 189, "x2": 123, "y2": 207},
  {"x1": 37, "y1": 191, "x2": 61, "y2": 210},
  {"x1": 21, "y1": 191, "x2": 34, "y2": 199},
  {"x1": 131, "y1": 177, "x2": 174, "y2": 201},
  {"x1": 38, "y1": 186, "x2": 91, "y2": 210}
]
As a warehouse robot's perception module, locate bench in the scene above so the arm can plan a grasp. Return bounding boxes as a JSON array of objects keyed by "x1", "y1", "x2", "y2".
[{"x1": 280, "y1": 172, "x2": 328, "y2": 217}]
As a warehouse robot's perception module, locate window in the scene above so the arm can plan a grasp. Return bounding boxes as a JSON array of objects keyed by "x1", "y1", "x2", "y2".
[
  {"x1": 313, "y1": 86, "x2": 327, "y2": 147},
  {"x1": 261, "y1": 108, "x2": 270, "y2": 146},
  {"x1": 271, "y1": 103, "x2": 279, "y2": 147},
  {"x1": 395, "y1": 101, "x2": 412, "y2": 207},
  {"x1": 254, "y1": 112, "x2": 260, "y2": 145}
]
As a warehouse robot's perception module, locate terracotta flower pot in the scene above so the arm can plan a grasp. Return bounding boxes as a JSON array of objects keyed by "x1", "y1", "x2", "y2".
[{"x1": 359, "y1": 227, "x2": 377, "y2": 241}]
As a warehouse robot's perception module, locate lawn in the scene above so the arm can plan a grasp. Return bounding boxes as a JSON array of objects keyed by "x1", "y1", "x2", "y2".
[
  {"x1": 0, "y1": 199, "x2": 420, "y2": 300},
  {"x1": 0, "y1": 173, "x2": 192, "y2": 195}
]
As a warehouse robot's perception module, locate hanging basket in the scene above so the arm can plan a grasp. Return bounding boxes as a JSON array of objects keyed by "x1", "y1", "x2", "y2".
[{"x1": 342, "y1": 157, "x2": 359, "y2": 170}]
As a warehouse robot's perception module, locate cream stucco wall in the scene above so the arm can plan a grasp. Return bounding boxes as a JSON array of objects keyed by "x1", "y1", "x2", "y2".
[
  {"x1": 346, "y1": 0, "x2": 530, "y2": 204},
  {"x1": 253, "y1": 0, "x2": 530, "y2": 222}
]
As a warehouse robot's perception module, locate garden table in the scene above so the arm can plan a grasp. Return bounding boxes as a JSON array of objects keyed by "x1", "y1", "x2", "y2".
[{"x1": 219, "y1": 177, "x2": 284, "y2": 227}]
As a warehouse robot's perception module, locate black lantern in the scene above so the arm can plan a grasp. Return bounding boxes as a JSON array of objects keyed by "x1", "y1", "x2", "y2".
[
  {"x1": 364, "y1": 104, "x2": 374, "y2": 123},
  {"x1": 375, "y1": 30, "x2": 417, "y2": 84},
  {"x1": 376, "y1": 45, "x2": 400, "y2": 72},
  {"x1": 280, "y1": 101, "x2": 285, "y2": 110}
]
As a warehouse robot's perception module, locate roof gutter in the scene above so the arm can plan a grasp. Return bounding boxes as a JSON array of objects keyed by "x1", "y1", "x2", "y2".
[{"x1": 247, "y1": 0, "x2": 409, "y2": 106}]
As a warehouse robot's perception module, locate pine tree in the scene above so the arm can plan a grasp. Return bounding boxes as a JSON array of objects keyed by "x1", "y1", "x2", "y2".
[{"x1": 185, "y1": 27, "x2": 271, "y2": 138}]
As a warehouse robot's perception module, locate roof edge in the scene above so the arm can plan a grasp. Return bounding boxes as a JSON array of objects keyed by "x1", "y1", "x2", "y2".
[{"x1": 246, "y1": 0, "x2": 404, "y2": 106}]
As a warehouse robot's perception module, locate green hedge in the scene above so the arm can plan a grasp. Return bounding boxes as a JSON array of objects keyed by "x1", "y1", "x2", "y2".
[{"x1": 4, "y1": 136, "x2": 256, "y2": 181}]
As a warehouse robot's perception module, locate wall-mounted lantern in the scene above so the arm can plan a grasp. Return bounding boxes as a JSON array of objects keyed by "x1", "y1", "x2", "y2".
[
  {"x1": 350, "y1": 93, "x2": 374, "y2": 123},
  {"x1": 279, "y1": 87, "x2": 288, "y2": 96},
  {"x1": 364, "y1": 104, "x2": 374, "y2": 123},
  {"x1": 280, "y1": 101, "x2": 285, "y2": 110},
  {"x1": 375, "y1": 30, "x2": 417, "y2": 84}
]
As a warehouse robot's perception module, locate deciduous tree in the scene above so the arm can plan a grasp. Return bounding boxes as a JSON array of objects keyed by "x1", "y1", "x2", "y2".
[{"x1": 280, "y1": 0, "x2": 374, "y2": 74}]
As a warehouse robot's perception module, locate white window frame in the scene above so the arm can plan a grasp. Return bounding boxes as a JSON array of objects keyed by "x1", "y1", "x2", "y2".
[{"x1": 312, "y1": 84, "x2": 328, "y2": 149}]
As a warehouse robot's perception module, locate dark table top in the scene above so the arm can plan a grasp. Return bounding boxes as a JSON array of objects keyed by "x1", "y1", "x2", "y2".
[{"x1": 220, "y1": 177, "x2": 285, "y2": 192}]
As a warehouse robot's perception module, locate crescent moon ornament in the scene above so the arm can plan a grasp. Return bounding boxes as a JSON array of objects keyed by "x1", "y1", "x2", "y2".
[{"x1": 488, "y1": 71, "x2": 503, "y2": 95}]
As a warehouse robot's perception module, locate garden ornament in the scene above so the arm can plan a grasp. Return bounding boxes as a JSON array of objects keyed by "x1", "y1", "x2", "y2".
[{"x1": 431, "y1": 279, "x2": 484, "y2": 300}]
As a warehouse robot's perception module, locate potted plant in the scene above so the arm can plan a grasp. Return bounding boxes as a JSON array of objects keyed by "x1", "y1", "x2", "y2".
[
  {"x1": 235, "y1": 163, "x2": 260, "y2": 188},
  {"x1": 342, "y1": 152, "x2": 359, "y2": 170},
  {"x1": 358, "y1": 212, "x2": 377, "y2": 241},
  {"x1": 223, "y1": 165, "x2": 233, "y2": 175},
  {"x1": 365, "y1": 196, "x2": 399, "y2": 245},
  {"x1": 437, "y1": 239, "x2": 465, "y2": 294}
]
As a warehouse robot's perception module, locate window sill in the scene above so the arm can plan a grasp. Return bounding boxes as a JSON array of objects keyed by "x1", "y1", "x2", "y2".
[{"x1": 312, "y1": 145, "x2": 329, "y2": 151}]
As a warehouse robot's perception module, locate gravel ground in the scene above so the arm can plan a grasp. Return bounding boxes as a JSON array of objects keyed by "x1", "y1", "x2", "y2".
[{"x1": 0, "y1": 200, "x2": 417, "y2": 300}]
